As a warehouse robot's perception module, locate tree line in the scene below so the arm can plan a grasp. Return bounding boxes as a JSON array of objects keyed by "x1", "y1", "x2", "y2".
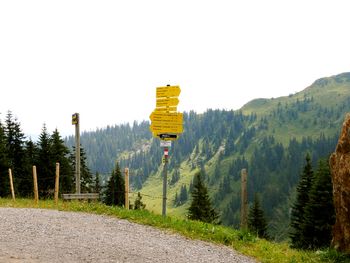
[{"x1": 0, "y1": 111, "x2": 93, "y2": 198}]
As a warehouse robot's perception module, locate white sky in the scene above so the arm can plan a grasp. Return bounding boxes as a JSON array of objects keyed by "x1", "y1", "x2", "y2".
[{"x1": 1, "y1": 0, "x2": 350, "y2": 137}]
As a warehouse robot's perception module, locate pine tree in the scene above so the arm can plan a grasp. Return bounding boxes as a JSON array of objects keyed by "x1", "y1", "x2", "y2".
[
  {"x1": 134, "y1": 192, "x2": 146, "y2": 210},
  {"x1": 5, "y1": 112, "x2": 28, "y2": 196},
  {"x1": 188, "y1": 172, "x2": 219, "y2": 224},
  {"x1": 70, "y1": 146, "x2": 93, "y2": 193},
  {"x1": 51, "y1": 129, "x2": 74, "y2": 193},
  {"x1": 301, "y1": 159, "x2": 335, "y2": 249},
  {"x1": 248, "y1": 194, "x2": 269, "y2": 239},
  {"x1": 173, "y1": 192, "x2": 179, "y2": 206},
  {"x1": 37, "y1": 124, "x2": 54, "y2": 197},
  {"x1": 289, "y1": 153, "x2": 314, "y2": 248},
  {"x1": 93, "y1": 172, "x2": 102, "y2": 194},
  {"x1": 103, "y1": 163, "x2": 125, "y2": 206},
  {"x1": 0, "y1": 121, "x2": 9, "y2": 197},
  {"x1": 179, "y1": 184, "x2": 188, "y2": 204},
  {"x1": 80, "y1": 147, "x2": 93, "y2": 193}
]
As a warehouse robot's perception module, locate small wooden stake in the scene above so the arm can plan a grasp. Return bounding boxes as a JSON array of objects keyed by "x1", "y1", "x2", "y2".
[
  {"x1": 8, "y1": 168, "x2": 15, "y2": 201},
  {"x1": 54, "y1": 163, "x2": 60, "y2": 205},
  {"x1": 33, "y1": 165, "x2": 39, "y2": 204},
  {"x1": 125, "y1": 168, "x2": 129, "y2": 210},
  {"x1": 240, "y1": 168, "x2": 248, "y2": 230}
]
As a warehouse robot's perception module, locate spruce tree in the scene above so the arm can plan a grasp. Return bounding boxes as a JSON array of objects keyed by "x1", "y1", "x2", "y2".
[
  {"x1": 51, "y1": 129, "x2": 74, "y2": 193},
  {"x1": 0, "y1": 121, "x2": 9, "y2": 197},
  {"x1": 70, "y1": 146, "x2": 93, "y2": 193},
  {"x1": 179, "y1": 184, "x2": 188, "y2": 204},
  {"x1": 37, "y1": 124, "x2": 54, "y2": 197},
  {"x1": 80, "y1": 147, "x2": 93, "y2": 193},
  {"x1": 301, "y1": 159, "x2": 335, "y2": 249},
  {"x1": 289, "y1": 153, "x2": 314, "y2": 248},
  {"x1": 5, "y1": 112, "x2": 28, "y2": 196},
  {"x1": 134, "y1": 192, "x2": 146, "y2": 210},
  {"x1": 93, "y1": 172, "x2": 102, "y2": 194},
  {"x1": 187, "y1": 172, "x2": 219, "y2": 224},
  {"x1": 248, "y1": 194, "x2": 269, "y2": 239},
  {"x1": 103, "y1": 163, "x2": 125, "y2": 206}
]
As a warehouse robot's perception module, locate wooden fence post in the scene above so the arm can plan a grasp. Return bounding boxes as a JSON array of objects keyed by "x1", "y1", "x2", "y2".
[
  {"x1": 33, "y1": 165, "x2": 39, "y2": 204},
  {"x1": 125, "y1": 168, "x2": 129, "y2": 210},
  {"x1": 54, "y1": 163, "x2": 60, "y2": 205},
  {"x1": 8, "y1": 168, "x2": 15, "y2": 201},
  {"x1": 240, "y1": 168, "x2": 248, "y2": 230}
]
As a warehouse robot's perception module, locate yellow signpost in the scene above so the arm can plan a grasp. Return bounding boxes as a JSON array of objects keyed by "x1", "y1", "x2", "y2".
[
  {"x1": 150, "y1": 112, "x2": 183, "y2": 123},
  {"x1": 156, "y1": 98, "x2": 179, "y2": 108},
  {"x1": 150, "y1": 85, "x2": 183, "y2": 139},
  {"x1": 150, "y1": 123, "x2": 183, "y2": 134},
  {"x1": 150, "y1": 85, "x2": 183, "y2": 218},
  {"x1": 154, "y1": 106, "x2": 177, "y2": 113},
  {"x1": 156, "y1": 85, "x2": 181, "y2": 98}
]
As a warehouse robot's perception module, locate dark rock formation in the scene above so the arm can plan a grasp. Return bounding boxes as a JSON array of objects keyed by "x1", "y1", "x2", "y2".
[{"x1": 330, "y1": 113, "x2": 350, "y2": 253}]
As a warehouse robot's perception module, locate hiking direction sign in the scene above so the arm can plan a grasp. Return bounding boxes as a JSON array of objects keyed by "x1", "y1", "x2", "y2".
[{"x1": 150, "y1": 85, "x2": 183, "y2": 141}]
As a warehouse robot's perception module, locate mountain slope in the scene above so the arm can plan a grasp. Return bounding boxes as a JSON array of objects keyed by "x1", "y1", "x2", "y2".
[{"x1": 65, "y1": 72, "x2": 350, "y2": 240}]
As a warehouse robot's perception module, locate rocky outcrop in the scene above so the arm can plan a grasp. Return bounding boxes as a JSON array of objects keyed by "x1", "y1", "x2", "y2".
[{"x1": 329, "y1": 113, "x2": 350, "y2": 253}]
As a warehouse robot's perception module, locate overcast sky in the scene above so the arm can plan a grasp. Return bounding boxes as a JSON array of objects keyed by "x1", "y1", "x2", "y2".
[{"x1": 1, "y1": 1, "x2": 349, "y2": 137}]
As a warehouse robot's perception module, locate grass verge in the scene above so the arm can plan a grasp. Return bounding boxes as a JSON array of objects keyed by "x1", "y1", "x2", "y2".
[{"x1": 0, "y1": 198, "x2": 349, "y2": 263}]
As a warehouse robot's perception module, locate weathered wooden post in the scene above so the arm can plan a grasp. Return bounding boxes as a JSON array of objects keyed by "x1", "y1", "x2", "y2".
[
  {"x1": 8, "y1": 168, "x2": 15, "y2": 201},
  {"x1": 125, "y1": 168, "x2": 129, "y2": 209},
  {"x1": 54, "y1": 163, "x2": 60, "y2": 205},
  {"x1": 240, "y1": 168, "x2": 248, "y2": 230},
  {"x1": 33, "y1": 165, "x2": 39, "y2": 204}
]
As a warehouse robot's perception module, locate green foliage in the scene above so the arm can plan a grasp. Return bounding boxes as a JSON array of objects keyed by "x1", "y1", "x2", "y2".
[
  {"x1": 0, "y1": 120, "x2": 9, "y2": 197},
  {"x1": 103, "y1": 163, "x2": 125, "y2": 206},
  {"x1": 188, "y1": 172, "x2": 219, "y2": 224},
  {"x1": 0, "y1": 113, "x2": 75, "y2": 198},
  {"x1": 93, "y1": 172, "x2": 102, "y2": 194},
  {"x1": 290, "y1": 154, "x2": 314, "y2": 248},
  {"x1": 248, "y1": 194, "x2": 269, "y2": 239},
  {"x1": 134, "y1": 192, "x2": 146, "y2": 210},
  {"x1": 301, "y1": 159, "x2": 335, "y2": 249}
]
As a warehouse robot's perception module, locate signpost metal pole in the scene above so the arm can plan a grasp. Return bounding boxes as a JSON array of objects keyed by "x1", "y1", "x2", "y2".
[{"x1": 162, "y1": 147, "x2": 168, "y2": 217}]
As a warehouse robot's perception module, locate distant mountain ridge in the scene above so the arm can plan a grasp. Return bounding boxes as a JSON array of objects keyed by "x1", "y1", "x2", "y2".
[{"x1": 65, "y1": 72, "x2": 350, "y2": 240}]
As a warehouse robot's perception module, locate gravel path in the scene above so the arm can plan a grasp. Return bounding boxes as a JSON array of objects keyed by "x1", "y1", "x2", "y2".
[{"x1": 0, "y1": 208, "x2": 256, "y2": 263}]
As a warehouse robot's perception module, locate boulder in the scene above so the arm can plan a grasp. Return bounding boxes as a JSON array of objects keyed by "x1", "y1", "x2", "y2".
[{"x1": 329, "y1": 113, "x2": 350, "y2": 253}]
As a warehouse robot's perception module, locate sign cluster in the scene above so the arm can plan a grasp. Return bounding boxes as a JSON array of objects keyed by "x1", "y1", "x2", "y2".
[{"x1": 149, "y1": 85, "x2": 183, "y2": 141}]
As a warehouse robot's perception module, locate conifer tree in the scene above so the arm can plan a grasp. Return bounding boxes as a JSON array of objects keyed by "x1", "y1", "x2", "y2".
[
  {"x1": 248, "y1": 194, "x2": 269, "y2": 239},
  {"x1": 179, "y1": 184, "x2": 188, "y2": 204},
  {"x1": 93, "y1": 172, "x2": 102, "y2": 194},
  {"x1": 289, "y1": 153, "x2": 313, "y2": 248},
  {"x1": 301, "y1": 159, "x2": 335, "y2": 249},
  {"x1": 173, "y1": 192, "x2": 179, "y2": 206},
  {"x1": 5, "y1": 112, "x2": 27, "y2": 196},
  {"x1": 0, "y1": 121, "x2": 9, "y2": 197},
  {"x1": 70, "y1": 146, "x2": 93, "y2": 193},
  {"x1": 37, "y1": 124, "x2": 54, "y2": 196},
  {"x1": 188, "y1": 172, "x2": 219, "y2": 224},
  {"x1": 51, "y1": 129, "x2": 74, "y2": 193},
  {"x1": 103, "y1": 163, "x2": 125, "y2": 206},
  {"x1": 80, "y1": 147, "x2": 93, "y2": 193},
  {"x1": 134, "y1": 192, "x2": 146, "y2": 210}
]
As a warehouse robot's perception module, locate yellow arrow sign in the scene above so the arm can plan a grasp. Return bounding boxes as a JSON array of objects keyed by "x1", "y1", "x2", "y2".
[
  {"x1": 156, "y1": 98, "x2": 179, "y2": 108},
  {"x1": 154, "y1": 106, "x2": 177, "y2": 112},
  {"x1": 150, "y1": 123, "x2": 183, "y2": 134},
  {"x1": 156, "y1": 86, "x2": 181, "y2": 98},
  {"x1": 150, "y1": 112, "x2": 183, "y2": 123}
]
